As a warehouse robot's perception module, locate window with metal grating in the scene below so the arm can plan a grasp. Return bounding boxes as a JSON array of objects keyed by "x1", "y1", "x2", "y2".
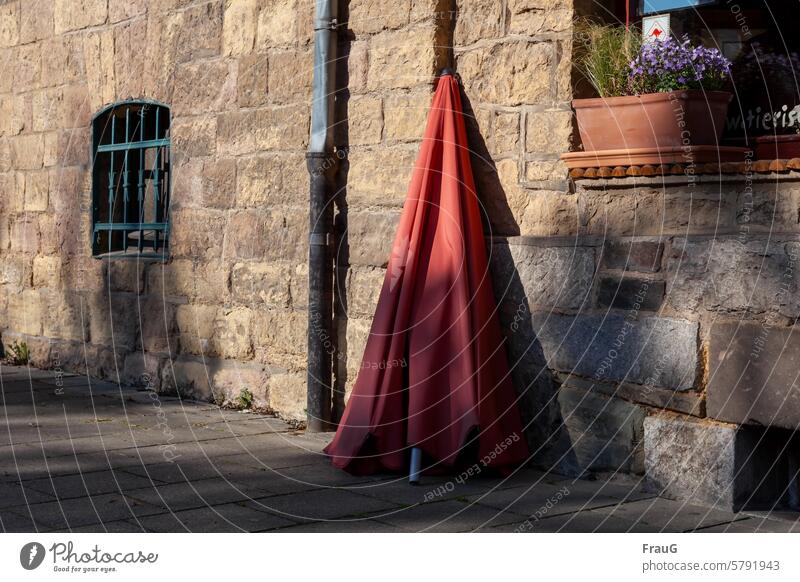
[{"x1": 91, "y1": 100, "x2": 171, "y2": 259}]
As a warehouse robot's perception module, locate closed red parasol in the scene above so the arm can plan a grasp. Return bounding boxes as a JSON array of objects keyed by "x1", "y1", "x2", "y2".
[{"x1": 324, "y1": 72, "x2": 529, "y2": 475}]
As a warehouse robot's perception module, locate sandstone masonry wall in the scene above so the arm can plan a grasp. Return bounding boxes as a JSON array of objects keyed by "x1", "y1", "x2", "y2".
[
  {"x1": 454, "y1": 0, "x2": 576, "y2": 238},
  {"x1": 331, "y1": 0, "x2": 452, "y2": 417},
  {"x1": 0, "y1": 0, "x2": 322, "y2": 419},
  {"x1": 490, "y1": 167, "x2": 800, "y2": 504}
]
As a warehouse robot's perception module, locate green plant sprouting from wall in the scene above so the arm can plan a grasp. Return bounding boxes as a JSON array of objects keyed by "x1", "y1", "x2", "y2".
[
  {"x1": 236, "y1": 388, "x2": 254, "y2": 410},
  {"x1": 7, "y1": 341, "x2": 30, "y2": 365}
]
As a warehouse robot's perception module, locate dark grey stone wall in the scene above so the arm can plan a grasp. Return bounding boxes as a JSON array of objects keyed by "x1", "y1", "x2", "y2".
[{"x1": 490, "y1": 195, "x2": 800, "y2": 509}]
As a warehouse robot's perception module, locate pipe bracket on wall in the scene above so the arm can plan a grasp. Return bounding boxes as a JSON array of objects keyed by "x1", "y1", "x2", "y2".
[{"x1": 313, "y1": 17, "x2": 339, "y2": 30}]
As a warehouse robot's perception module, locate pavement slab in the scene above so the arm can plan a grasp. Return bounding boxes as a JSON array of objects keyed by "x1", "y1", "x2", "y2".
[
  {"x1": 0, "y1": 480, "x2": 57, "y2": 508},
  {"x1": 134, "y1": 501, "x2": 297, "y2": 532},
  {"x1": 275, "y1": 519, "x2": 405, "y2": 533},
  {"x1": 369, "y1": 499, "x2": 523, "y2": 532},
  {"x1": 249, "y1": 488, "x2": 402, "y2": 522},
  {"x1": 50, "y1": 519, "x2": 148, "y2": 533},
  {"x1": 0, "y1": 507, "x2": 43, "y2": 532},
  {"x1": 22, "y1": 469, "x2": 162, "y2": 499},
  {"x1": 583, "y1": 498, "x2": 745, "y2": 532},
  {"x1": 464, "y1": 479, "x2": 654, "y2": 523},
  {"x1": 124, "y1": 478, "x2": 273, "y2": 512},
  {"x1": 489, "y1": 510, "x2": 660, "y2": 533},
  {"x1": 697, "y1": 517, "x2": 799, "y2": 533},
  {"x1": 13, "y1": 492, "x2": 167, "y2": 530}
]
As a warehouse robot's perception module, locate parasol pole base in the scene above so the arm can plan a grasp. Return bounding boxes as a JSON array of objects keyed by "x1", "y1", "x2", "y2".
[{"x1": 409, "y1": 447, "x2": 422, "y2": 485}]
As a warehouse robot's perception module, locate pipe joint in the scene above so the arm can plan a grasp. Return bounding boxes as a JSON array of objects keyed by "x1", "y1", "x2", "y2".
[
  {"x1": 306, "y1": 151, "x2": 340, "y2": 182},
  {"x1": 309, "y1": 233, "x2": 332, "y2": 247}
]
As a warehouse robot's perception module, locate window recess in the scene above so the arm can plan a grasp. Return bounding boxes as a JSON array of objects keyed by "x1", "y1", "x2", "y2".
[{"x1": 91, "y1": 101, "x2": 171, "y2": 259}]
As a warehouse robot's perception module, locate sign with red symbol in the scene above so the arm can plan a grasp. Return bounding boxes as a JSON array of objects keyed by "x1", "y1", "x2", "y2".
[{"x1": 643, "y1": 14, "x2": 671, "y2": 44}]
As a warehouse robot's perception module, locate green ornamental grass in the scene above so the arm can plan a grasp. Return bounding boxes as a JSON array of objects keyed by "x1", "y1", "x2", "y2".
[{"x1": 574, "y1": 20, "x2": 643, "y2": 98}]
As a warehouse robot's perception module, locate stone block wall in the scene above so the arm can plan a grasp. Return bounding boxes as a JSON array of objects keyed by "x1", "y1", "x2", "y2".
[
  {"x1": 453, "y1": 0, "x2": 576, "y2": 238},
  {"x1": 0, "y1": 0, "x2": 322, "y2": 420},
  {"x1": 442, "y1": 1, "x2": 800, "y2": 502}
]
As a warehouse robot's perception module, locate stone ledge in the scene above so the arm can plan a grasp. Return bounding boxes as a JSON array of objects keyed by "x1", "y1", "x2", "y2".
[{"x1": 520, "y1": 179, "x2": 571, "y2": 191}]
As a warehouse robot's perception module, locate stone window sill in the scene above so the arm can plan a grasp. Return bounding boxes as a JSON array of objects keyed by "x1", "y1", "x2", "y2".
[{"x1": 93, "y1": 251, "x2": 169, "y2": 263}]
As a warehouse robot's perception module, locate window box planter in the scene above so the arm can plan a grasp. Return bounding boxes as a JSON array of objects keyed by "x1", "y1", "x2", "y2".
[
  {"x1": 563, "y1": 91, "x2": 747, "y2": 168},
  {"x1": 754, "y1": 135, "x2": 800, "y2": 161},
  {"x1": 574, "y1": 90, "x2": 731, "y2": 151},
  {"x1": 568, "y1": 29, "x2": 745, "y2": 169}
]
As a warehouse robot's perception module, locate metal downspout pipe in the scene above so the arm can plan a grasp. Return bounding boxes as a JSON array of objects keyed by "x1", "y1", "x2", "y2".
[{"x1": 306, "y1": 0, "x2": 339, "y2": 432}]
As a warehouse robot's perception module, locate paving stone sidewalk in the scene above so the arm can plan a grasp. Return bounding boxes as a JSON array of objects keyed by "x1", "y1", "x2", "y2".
[{"x1": 1, "y1": 365, "x2": 797, "y2": 533}]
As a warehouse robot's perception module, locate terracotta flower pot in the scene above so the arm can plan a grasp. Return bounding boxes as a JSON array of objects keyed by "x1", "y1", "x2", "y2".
[{"x1": 573, "y1": 90, "x2": 733, "y2": 152}]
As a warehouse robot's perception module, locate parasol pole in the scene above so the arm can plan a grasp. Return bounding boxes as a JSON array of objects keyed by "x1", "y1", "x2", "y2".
[
  {"x1": 626, "y1": 0, "x2": 631, "y2": 29},
  {"x1": 409, "y1": 448, "x2": 422, "y2": 485}
]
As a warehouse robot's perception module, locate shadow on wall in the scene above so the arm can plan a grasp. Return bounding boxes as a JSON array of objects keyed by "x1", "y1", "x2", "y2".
[
  {"x1": 36, "y1": 215, "x2": 232, "y2": 408},
  {"x1": 0, "y1": 113, "x2": 189, "y2": 399},
  {"x1": 332, "y1": 0, "x2": 353, "y2": 425},
  {"x1": 326, "y1": 33, "x2": 577, "y2": 468},
  {"x1": 460, "y1": 90, "x2": 579, "y2": 474},
  {"x1": 90, "y1": 259, "x2": 235, "y2": 408},
  {"x1": 57, "y1": 254, "x2": 187, "y2": 398}
]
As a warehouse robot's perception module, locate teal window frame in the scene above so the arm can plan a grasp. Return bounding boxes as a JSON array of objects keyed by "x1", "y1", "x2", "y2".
[
  {"x1": 91, "y1": 100, "x2": 171, "y2": 259},
  {"x1": 639, "y1": 0, "x2": 717, "y2": 15}
]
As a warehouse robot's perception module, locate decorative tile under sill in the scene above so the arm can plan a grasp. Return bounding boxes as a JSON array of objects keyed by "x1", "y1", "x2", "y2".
[{"x1": 569, "y1": 158, "x2": 800, "y2": 180}]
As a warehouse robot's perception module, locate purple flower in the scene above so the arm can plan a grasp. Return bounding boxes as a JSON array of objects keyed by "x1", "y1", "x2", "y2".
[{"x1": 628, "y1": 36, "x2": 731, "y2": 94}]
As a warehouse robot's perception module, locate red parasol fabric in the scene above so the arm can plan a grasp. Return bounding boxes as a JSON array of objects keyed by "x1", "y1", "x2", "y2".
[{"x1": 324, "y1": 73, "x2": 529, "y2": 475}]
